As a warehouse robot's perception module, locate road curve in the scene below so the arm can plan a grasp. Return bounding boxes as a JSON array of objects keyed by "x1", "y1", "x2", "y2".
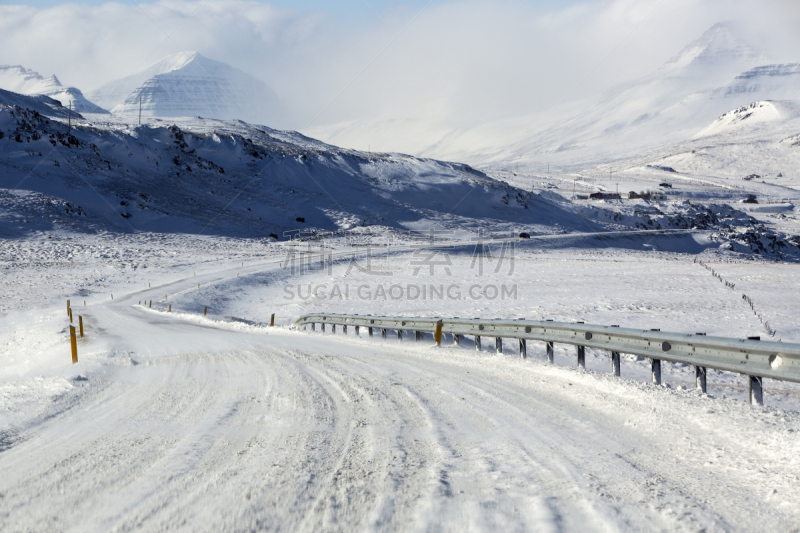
[{"x1": 2, "y1": 306, "x2": 800, "y2": 532}]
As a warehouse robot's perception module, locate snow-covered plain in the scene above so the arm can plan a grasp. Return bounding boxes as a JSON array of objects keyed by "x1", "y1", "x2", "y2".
[{"x1": 3, "y1": 225, "x2": 800, "y2": 530}]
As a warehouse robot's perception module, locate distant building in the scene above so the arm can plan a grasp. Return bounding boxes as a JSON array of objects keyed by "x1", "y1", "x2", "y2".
[
  {"x1": 629, "y1": 191, "x2": 651, "y2": 200},
  {"x1": 590, "y1": 192, "x2": 621, "y2": 200}
]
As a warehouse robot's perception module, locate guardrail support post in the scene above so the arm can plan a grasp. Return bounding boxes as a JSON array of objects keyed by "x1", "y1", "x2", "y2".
[
  {"x1": 695, "y1": 366, "x2": 706, "y2": 393},
  {"x1": 475, "y1": 336, "x2": 481, "y2": 351},
  {"x1": 576, "y1": 346, "x2": 585, "y2": 368},
  {"x1": 343, "y1": 325, "x2": 347, "y2": 335},
  {"x1": 381, "y1": 328, "x2": 387, "y2": 339},
  {"x1": 397, "y1": 329, "x2": 402, "y2": 341},
  {"x1": 651, "y1": 359, "x2": 662, "y2": 385},
  {"x1": 749, "y1": 375, "x2": 763, "y2": 406},
  {"x1": 322, "y1": 323, "x2": 326, "y2": 333},
  {"x1": 611, "y1": 351, "x2": 621, "y2": 376},
  {"x1": 368, "y1": 327, "x2": 373, "y2": 337},
  {"x1": 355, "y1": 326, "x2": 360, "y2": 336},
  {"x1": 434, "y1": 320, "x2": 443, "y2": 346},
  {"x1": 546, "y1": 341, "x2": 554, "y2": 363},
  {"x1": 519, "y1": 339, "x2": 526, "y2": 359},
  {"x1": 496, "y1": 337, "x2": 503, "y2": 354},
  {"x1": 453, "y1": 333, "x2": 461, "y2": 346},
  {"x1": 332, "y1": 324, "x2": 336, "y2": 334}
]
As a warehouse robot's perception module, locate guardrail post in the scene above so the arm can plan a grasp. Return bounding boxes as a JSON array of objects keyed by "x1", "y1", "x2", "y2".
[
  {"x1": 397, "y1": 329, "x2": 402, "y2": 341},
  {"x1": 343, "y1": 324, "x2": 347, "y2": 335},
  {"x1": 576, "y1": 346, "x2": 585, "y2": 368},
  {"x1": 749, "y1": 376, "x2": 763, "y2": 406},
  {"x1": 355, "y1": 326, "x2": 360, "y2": 336},
  {"x1": 311, "y1": 322, "x2": 315, "y2": 331},
  {"x1": 368, "y1": 326, "x2": 373, "y2": 337},
  {"x1": 496, "y1": 337, "x2": 503, "y2": 354},
  {"x1": 332, "y1": 324, "x2": 336, "y2": 334},
  {"x1": 69, "y1": 326, "x2": 78, "y2": 363},
  {"x1": 434, "y1": 320, "x2": 443, "y2": 346},
  {"x1": 381, "y1": 328, "x2": 387, "y2": 339},
  {"x1": 453, "y1": 333, "x2": 461, "y2": 346},
  {"x1": 270, "y1": 314, "x2": 275, "y2": 327},
  {"x1": 695, "y1": 366, "x2": 706, "y2": 393},
  {"x1": 546, "y1": 341, "x2": 554, "y2": 363},
  {"x1": 651, "y1": 359, "x2": 662, "y2": 385},
  {"x1": 519, "y1": 339, "x2": 526, "y2": 359},
  {"x1": 322, "y1": 323, "x2": 326, "y2": 333},
  {"x1": 611, "y1": 351, "x2": 621, "y2": 376},
  {"x1": 475, "y1": 336, "x2": 481, "y2": 351}
]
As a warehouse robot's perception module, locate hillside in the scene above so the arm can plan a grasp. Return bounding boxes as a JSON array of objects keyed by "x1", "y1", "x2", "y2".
[{"x1": 0, "y1": 89, "x2": 596, "y2": 239}]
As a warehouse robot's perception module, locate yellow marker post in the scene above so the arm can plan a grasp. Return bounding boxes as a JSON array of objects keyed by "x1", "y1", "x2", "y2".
[
  {"x1": 111, "y1": 294, "x2": 113, "y2": 300},
  {"x1": 434, "y1": 320, "x2": 443, "y2": 346},
  {"x1": 270, "y1": 314, "x2": 275, "y2": 327},
  {"x1": 149, "y1": 300, "x2": 152, "y2": 308},
  {"x1": 67, "y1": 299, "x2": 70, "y2": 315},
  {"x1": 168, "y1": 305, "x2": 171, "y2": 312},
  {"x1": 204, "y1": 306, "x2": 207, "y2": 316},
  {"x1": 69, "y1": 308, "x2": 73, "y2": 323},
  {"x1": 79, "y1": 316, "x2": 84, "y2": 337},
  {"x1": 69, "y1": 326, "x2": 78, "y2": 363}
]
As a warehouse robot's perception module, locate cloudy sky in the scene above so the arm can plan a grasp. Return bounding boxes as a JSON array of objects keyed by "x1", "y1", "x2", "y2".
[{"x1": 1, "y1": 0, "x2": 798, "y2": 133}]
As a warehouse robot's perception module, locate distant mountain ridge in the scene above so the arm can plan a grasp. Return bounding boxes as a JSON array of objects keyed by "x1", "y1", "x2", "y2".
[
  {"x1": 0, "y1": 65, "x2": 107, "y2": 114},
  {"x1": 88, "y1": 52, "x2": 279, "y2": 126},
  {"x1": 307, "y1": 22, "x2": 796, "y2": 171}
]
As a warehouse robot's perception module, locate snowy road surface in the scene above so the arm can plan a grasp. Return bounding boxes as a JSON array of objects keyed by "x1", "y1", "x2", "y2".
[{"x1": 3, "y1": 301, "x2": 800, "y2": 532}]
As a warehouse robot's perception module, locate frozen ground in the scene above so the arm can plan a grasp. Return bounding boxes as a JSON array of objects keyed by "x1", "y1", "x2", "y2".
[{"x1": 2, "y1": 229, "x2": 800, "y2": 531}]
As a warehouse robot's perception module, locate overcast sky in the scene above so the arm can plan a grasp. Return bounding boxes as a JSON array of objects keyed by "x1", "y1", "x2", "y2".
[{"x1": 1, "y1": 0, "x2": 798, "y2": 131}]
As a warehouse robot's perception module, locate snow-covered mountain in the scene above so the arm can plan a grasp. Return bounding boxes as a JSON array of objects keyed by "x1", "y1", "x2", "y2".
[
  {"x1": 308, "y1": 22, "x2": 792, "y2": 171},
  {"x1": 88, "y1": 52, "x2": 280, "y2": 126},
  {"x1": 0, "y1": 88, "x2": 591, "y2": 238},
  {"x1": 0, "y1": 65, "x2": 107, "y2": 114}
]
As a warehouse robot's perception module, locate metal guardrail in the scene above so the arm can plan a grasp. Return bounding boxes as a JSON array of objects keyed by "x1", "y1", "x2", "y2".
[{"x1": 295, "y1": 313, "x2": 800, "y2": 406}]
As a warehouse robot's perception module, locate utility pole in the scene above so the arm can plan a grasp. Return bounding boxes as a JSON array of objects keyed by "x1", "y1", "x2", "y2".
[
  {"x1": 67, "y1": 101, "x2": 72, "y2": 135},
  {"x1": 139, "y1": 95, "x2": 142, "y2": 126}
]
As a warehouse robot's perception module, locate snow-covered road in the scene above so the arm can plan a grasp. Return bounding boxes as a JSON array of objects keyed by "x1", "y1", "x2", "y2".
[{"x1": 3, "y1": 300, "x2": 800, "y2": 532}]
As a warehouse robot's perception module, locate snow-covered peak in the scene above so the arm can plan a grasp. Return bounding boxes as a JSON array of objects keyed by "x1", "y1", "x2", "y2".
[
  {"x1": 694, "y1": 100, "x2": 782, "y2": 138},
  {"x1": 0, "y1": 65, "x2": 107, "y2": 114},
  {"x1": 89, "y1": 52, "x2": 279, "y2": 126},
  {"x1": 662, "y1": 22, "x2": 768, "y2": 79}
]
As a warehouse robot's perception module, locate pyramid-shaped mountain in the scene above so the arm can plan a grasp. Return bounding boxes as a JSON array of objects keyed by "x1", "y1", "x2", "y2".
[{"x1": 89, "y1": 52, "x2": 279, "y2": 126}]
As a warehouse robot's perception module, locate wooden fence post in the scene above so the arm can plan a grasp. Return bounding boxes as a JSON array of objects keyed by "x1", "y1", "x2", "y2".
[{"x1": 70, "y1": 326, "x2": 78, "y2": 363}]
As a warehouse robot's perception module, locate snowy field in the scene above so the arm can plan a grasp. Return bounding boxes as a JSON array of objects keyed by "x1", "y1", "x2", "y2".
[{"x1": 3, "y1": 229, "x2": 800, "y2": 531}]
